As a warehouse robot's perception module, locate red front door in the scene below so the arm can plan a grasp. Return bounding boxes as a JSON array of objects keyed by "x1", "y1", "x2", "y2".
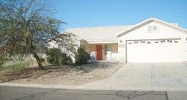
[{"x1": 96, "y1": 45, "x2": 102, "y2": 60}]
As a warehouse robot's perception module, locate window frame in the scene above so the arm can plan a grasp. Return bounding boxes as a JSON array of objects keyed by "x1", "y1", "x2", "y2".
[{"x1": 147, "y1": 25, "x2": 158, "y2": 32}]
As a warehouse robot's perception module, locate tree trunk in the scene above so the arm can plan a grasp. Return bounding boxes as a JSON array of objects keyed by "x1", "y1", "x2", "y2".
[
  {"x1": 32, "y1": 51, "x2": 44, "y2": 70},
  {"x1": 29, "y1": 41, "x2": 44, "y2": 70}
]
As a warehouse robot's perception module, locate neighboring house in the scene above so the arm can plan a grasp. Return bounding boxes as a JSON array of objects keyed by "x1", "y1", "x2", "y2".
[{"x1": 51, "y1": 18, "x2": 187, "y2": 63}]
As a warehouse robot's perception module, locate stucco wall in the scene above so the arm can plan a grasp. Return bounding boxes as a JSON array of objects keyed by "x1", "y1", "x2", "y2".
[
  {"x1": 89, "y1": 44, "x2": 96, "y2": 53},
  {"x1": 111, "y1": 43, "x2": 118, "y2": 53}
]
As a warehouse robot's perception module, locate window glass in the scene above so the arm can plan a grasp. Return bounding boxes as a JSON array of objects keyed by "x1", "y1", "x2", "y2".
[
  {"x1": 152, "y1": 26, "x2": 157, "y2": 31},
  {"x1": 105, "y1": 44, "x2": 112, "y2": 55}
]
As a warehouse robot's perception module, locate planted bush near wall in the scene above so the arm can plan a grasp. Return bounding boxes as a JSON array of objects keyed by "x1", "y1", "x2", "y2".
[
  {"x1": 46, "y1": 48, "x2": 72, "y2": 65},
  {"x1": 75, "y1": 47, "x2": 90, "y2": 65}
]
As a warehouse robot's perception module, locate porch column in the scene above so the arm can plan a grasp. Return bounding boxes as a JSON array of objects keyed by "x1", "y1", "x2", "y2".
[
  {"x1": 90, "y1": 52, "x2": 97, "y2": 62},
  {"x1": 106, "y1": 51, "x2": 112, "y2": 61}
]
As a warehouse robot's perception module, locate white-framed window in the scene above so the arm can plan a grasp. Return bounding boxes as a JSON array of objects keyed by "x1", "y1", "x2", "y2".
[
  {"x1": 174, "y1": 40, "x2": 178, "y2": 43},
  {"x1": 140, "y1": 40, "x2": 145, "y2": 43},
  {"x1": 147, "y1": 25, "x2": 158, "y2": 32},
  {"x1": 104, "y1": 44, "x2": 112, "y2": 55},
  {"x1": 167, "y1": 40, "x2": 172, "y2": 43},
  {"x1": 134, "y1": 41, "x2": 138, "y2": 44},
  {"x1": 155, "y1": 41, "x2": 158, "y2": 43},
  {"x1": 128, "y1": 42, "x2": 132, "y2": 44},
  {"x1": 160, "y1": 40, "x2": 165, "y2": 43},
  {"x1": 152, "y1": 26, "x2": 158, "y2": 31}
]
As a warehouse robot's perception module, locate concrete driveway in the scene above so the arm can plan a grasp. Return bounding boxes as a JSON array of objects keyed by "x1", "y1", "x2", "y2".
[{"x1": 84, "y1": 63, "x2": 187, "y2": 90}]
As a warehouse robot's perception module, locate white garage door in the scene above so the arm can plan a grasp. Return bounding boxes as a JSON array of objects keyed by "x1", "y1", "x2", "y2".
[{"x1": 127, "y1": 39, "x2": 181, "y2": 62}]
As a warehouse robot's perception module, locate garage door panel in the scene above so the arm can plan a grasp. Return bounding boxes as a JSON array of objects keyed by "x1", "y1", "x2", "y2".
[{"x1": 127, "y1": 39, "x2": 181, "y2": 62}]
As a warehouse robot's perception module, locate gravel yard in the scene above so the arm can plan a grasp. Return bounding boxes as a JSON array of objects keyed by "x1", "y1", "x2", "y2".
[{"x1": 0, "y1": 62, "x2": 123, "y2": 85}]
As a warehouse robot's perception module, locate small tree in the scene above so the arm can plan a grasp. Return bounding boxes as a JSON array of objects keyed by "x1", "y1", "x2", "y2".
[
  {"x1": 0, "y1": 0, "x2": 64, "y2": 70},
  {"x1": 75, "y1": 47, "x2": 90, "y2": 65}
]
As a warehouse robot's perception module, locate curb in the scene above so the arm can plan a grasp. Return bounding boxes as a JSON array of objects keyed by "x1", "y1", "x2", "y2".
[
  {"x1": 0, "y1": 83, "x2": 110, "y2": 90},
  {"x1": 0, "y1": 83, "x2": 84, "y2": 90},
  {"x1": 1, "y1": 83, "x2": 187, "y2": 91}
]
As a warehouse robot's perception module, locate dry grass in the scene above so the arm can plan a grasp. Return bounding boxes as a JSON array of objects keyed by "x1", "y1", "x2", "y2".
[{"x1": 0, "y1": 62, "x2": 123, "y2": 85}]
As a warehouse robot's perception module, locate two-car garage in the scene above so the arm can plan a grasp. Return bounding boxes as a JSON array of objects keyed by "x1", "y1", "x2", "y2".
[
  {"x1": 117, "y1": 18, "x2": 187, "y2": 63},
  {"x1": 126, "y1": 39, "x2": 181, "y2": 62}
]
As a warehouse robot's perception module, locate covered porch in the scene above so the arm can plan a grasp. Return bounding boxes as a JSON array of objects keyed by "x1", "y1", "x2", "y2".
[{"x1": 81, "y1": 41, "x2": 118, "y2": 60}]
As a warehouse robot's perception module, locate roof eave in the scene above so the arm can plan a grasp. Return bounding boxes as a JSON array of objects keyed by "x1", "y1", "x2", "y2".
[{"x1": 88, "y1": 40, "x2": 118, "y2": 44}]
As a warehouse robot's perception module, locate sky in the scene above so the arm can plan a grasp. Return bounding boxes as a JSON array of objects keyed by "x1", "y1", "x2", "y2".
[{"x1": 50, "y1": 0, "x2": 187, "y2": 32}]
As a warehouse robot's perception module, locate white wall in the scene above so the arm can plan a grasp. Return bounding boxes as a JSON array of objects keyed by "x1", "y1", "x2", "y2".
[
  {"x1": 48, "y1": 41, "x2": 59, "y2": 48},
  {"x1": 48, "y1": 39, "x2": 80, "y2": 63},
  {"x1": 118, "y1": 21, "x2": 187, "y2": 62}
]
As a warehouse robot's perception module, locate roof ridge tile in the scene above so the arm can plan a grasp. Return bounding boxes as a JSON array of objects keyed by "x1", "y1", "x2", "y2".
[{"x1": 67, "y1": 25, "x2": 133, "y2": 30}]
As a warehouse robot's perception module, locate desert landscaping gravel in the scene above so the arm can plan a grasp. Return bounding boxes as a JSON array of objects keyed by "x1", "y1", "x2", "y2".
[{"x1": 0, "y1": 62, "x2": 123, "y2": 85}]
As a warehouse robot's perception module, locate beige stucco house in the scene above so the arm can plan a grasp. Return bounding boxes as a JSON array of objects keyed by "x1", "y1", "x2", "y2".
[{"x1": 50, "y1": 18, "x2": 187, "y2": 63}]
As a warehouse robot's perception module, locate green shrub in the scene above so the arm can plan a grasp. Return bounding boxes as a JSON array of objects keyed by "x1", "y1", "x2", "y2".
[
  {"x1": 46, "y1": 48, "x2": 72, "y2": 65},
  {"x1": 58, "y1": 52, "x2": 72, "y2": 65},
  {"x1": 75, "y1": 47, "x2": 90, "y2": 65}
]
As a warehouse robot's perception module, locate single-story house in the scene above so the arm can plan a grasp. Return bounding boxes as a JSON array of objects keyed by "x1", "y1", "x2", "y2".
[{"x1": 50, "y1": 18, "x2": 187, "y2": 63}]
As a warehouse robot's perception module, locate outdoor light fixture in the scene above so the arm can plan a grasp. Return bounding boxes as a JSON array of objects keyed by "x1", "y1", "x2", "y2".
[{"x1": 120, "y1": 39, "x2": 122, "y2": 43}]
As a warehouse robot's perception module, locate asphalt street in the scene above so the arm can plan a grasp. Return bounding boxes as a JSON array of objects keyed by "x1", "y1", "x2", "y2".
[{"x1": 1, "y1": 86, "x2": 187, "y2": 100}]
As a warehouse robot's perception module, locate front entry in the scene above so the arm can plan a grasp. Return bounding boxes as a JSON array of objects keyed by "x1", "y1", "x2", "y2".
[{"x1": 96, "y1": 45, "x2": 102, "y2": 60}]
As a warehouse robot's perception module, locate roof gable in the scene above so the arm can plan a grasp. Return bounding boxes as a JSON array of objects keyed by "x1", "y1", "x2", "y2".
[{"x1": 117, "y1": 18, "x2": 187, "y2": 37}]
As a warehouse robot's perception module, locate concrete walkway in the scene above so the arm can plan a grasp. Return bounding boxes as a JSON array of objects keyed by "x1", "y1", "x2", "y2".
[{"x1": 83, "y1": 63, "x2": 187, "y2": 91}]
